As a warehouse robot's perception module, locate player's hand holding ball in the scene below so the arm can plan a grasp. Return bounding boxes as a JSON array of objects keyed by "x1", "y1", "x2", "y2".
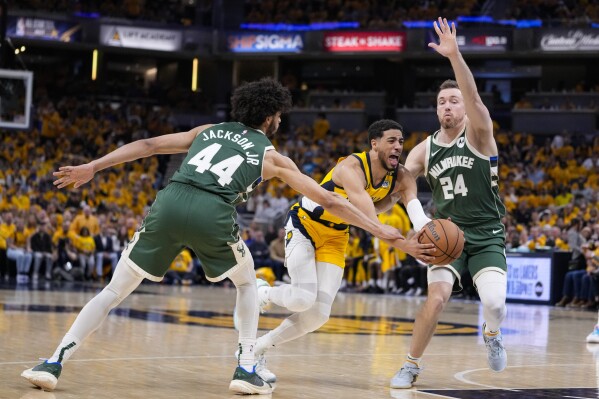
[{"x1": 418, "y1": 219, "x2": 465, "y2": 266}]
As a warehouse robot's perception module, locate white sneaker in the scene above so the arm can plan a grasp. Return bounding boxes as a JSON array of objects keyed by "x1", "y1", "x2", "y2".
[
  {"x1": 390, "y1": 363, "x2": 421, "y2": 389},
  {"x1": 257, "y1": 278, "x2": 271, "y2": 314},
  {"x1": 255, "y1": 352, "x2": 277, "y2": 383},
  {"x1": 482, "y1": 323, "x2": 507, "y2": 372},
  {"x1": 586, "y1": 325, "x2": 599, "y2": 343}
]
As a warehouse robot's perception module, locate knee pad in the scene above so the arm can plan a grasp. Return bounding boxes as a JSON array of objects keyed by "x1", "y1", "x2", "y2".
[
  {"x1": 102, "y1": 261, "x2": 144, "y2": 309},
  {"x1": 104, "y1": 285, "x2": 125, "y2": 309},
  {"x1": 475, "y1": 270, "x2": 507, "y2": 322}
]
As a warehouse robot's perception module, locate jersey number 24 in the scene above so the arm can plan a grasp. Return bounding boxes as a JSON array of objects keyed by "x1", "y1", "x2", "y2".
[{"x1": 439, "y1": 174, "x2": 469, "y2": 199}]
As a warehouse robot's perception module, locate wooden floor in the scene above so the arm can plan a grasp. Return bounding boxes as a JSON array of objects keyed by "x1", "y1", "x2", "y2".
[{"x1": 1, "y1": 280, "x2": 598, "y2": 399}]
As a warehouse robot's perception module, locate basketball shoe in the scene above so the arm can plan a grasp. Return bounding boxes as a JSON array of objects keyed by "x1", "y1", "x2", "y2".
[
  {"x1": 21, "y1": 360, "x2": 62, "y2": 391},
  {"x1": 586, "y1": 325, "x2": 599, "y2": 343},
  {"x1": 255, "y1": 352, "x2": 277, "y2": 383},
  {"x1": 229, "y1": 366, "x2": 273, "y2": 395},
  {"x1": 482, "y1": 322, "x2": 507, "y2": 372},
  {"x1": 389, "y1": 362, "x2": 421, "y2": 389},
  {"x1": 233, "y1": 349, "x2": 277, "y2": 383}
]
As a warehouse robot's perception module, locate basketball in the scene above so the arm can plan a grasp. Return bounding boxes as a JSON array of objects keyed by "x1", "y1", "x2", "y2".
[{"x1": 419, "y1": 219, "x2": 465, "y2": 266}]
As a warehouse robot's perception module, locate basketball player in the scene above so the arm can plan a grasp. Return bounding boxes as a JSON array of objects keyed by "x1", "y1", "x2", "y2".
[
  {"x1": 21, "y1": 78, "x2": 406, "y2": 395},
  {"x1": 390, "y1": 18, "x2": 508, "y2": 389},
  {"x1": 248, "y1": 119, "x2": 438, "y2": 383}
]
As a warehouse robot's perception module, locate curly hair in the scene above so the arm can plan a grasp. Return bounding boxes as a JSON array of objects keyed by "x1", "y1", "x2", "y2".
[
  {"x1": 230, "y1": 77, "x2": 292, "y2": 128},
  {"x1": 368, "y1": 119, "x2": 403, "y2": 147}
]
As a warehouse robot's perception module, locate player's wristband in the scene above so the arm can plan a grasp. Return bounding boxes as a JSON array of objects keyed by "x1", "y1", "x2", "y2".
[{"x1": 406, "y1": 199, "x2": 431, "y2": 232}]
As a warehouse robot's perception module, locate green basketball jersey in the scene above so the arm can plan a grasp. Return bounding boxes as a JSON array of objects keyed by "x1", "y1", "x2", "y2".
[
  {"x1": 170, "y1": 122, "x2": 274, "y2": 204},
  {"x1": 424, "y1": 128, "x2": 505, "y2": 227}
]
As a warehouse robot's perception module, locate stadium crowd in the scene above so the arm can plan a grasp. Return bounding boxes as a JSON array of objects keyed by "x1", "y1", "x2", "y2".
[
  {"x1": 7, "y1": 0, "x2": 599, "y2": 28},
  {"x1": 243, "y1": 0, "x2": 485, "y2": 27},
  {"x1": 7, "y1": 0, "x2": 209, "y2": 25},
  {"x1": 242, "y1": 0, "x2": 599, "y2": 27},
  {"x1": 1, "y1": 81, "x2": 598, "y2": 310}
]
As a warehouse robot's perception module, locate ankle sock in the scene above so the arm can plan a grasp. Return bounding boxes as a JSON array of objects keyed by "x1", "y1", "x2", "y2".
[{"x1": 406, "y1": 354, "x2": 421, "y2": 368}]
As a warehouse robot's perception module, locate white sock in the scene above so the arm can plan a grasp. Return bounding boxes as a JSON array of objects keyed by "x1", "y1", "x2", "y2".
[
  {"x1": 48, "y1": 333, "x2": 80, "y2": 364},
  {"x1": 255, "y1": 332, "x2": 276, "y2": 355},
  {"x1": 406, "y1": 353, "x2": 421, "y2": 368},
  {"x1": 238, "y1": 339, "x2": 255, "y2": 372}
]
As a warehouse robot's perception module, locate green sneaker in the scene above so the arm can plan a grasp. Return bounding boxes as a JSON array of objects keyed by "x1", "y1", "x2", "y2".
[
  {"x1": 229, "y1": 366, "x2": 273, "y2": 395},
  {"x1": 21, "y1": 361, "x2": 62, "y2": 391}
]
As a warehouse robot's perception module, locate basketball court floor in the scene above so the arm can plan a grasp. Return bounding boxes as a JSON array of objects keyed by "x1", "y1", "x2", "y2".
[{"x1": 1, "y1": 280, "x2": 597, "y2": 399}]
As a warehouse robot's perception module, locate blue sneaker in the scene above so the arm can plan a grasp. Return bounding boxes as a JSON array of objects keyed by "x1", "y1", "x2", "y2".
[
  {"x1": 21, "y1": 361, "x2": 62, "y2": 391},
  {"x1": 482, "y1": 323, "x2": 507, "y2": 372},
  {"x1": 587, "y1": 325, "x2": 599, "y2": 343}
]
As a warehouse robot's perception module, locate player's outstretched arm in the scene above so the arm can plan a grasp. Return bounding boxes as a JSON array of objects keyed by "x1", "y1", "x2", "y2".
[
  {"x1": 53, "y1": 124, "x2": 213, "y2": 189},
  {"x1": 429, "y1": 17, "x2": 493, "y2": 140},
  {"x1": 262, "y1": 150, "x2": 401, "y2": 242}
]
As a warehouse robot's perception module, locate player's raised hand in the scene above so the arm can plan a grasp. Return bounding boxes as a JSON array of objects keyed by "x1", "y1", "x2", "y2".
[
  {"x1": 428, "y1": 17, "x2": 458, "y2": 58},
  {"x1": 53, "y1": 163, "x2": 95, "y2": 189}
]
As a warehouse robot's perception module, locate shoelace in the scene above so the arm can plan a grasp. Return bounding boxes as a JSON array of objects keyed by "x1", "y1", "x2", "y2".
[
  {"x1": 485, "y1": 336, "x2": 504, "y2": 358},
  {"x1": 400, "y1": 366, "x2": 420, "y2": 377},
  {"x1": 256, "y1": 353, "x2": 267, "y2": 371}
]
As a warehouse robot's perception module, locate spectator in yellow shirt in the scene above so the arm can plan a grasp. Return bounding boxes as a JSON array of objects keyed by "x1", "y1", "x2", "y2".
[
  {"x1": 7, "y1": 219, "x2": 33, "y2": 282},
  {"x1": 53, "y1": 221, "x2": 70, "y2": 246},
  {"x1": 73, "y1": 227, "x2": 96, "y2": 280},
  {"x1": 312, "y1": 112, "x2": 330, "y2": 141},
  {"x1": 69, "y1": 205, "x2": 100, "y2": 237},
  {"x1": 546, "y1": 227, "x2": 569, "y2": 251},
  {"x1": 0, "y1": 211, "x2": 17, "y2": 280},
  {"x1": 11, "y1": 183, "x2": 30, "y2": 211},
  {"x1": 164, "y1": 249, "x2": 195, "y2": 285},
  {"x1": 526, "y1": 226, "x2": 548, "y2": 251}
]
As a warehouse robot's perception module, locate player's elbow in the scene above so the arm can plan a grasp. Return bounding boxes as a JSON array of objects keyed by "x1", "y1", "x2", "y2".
[
  {"x1": 140, "y1": 137, "x2": 158, "y2": 156},
  {"x1": 318, "y1": 191, "x2": 342, "y2": 210}
]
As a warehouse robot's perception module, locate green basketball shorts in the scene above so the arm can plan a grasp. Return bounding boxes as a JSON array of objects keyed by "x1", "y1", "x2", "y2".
[{"x1": 122, "y1": 182, "x2": 251, "y2": 282}]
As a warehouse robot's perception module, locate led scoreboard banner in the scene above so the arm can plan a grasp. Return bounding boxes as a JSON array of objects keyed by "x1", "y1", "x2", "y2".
[
  {"x1": 323, "y1": 32, "x2": 406, "y2": 52},
  {"x1": 227, "y1": 33, "x2": 304, "y2": 53}
]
